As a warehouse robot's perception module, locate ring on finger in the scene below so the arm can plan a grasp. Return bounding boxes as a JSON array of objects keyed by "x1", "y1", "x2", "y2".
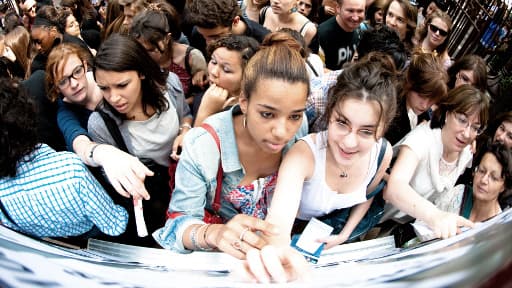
[
  {"x1": 232, "y1": 239, "x2": 243, "y2": 251},
  {"x1": 239, "y1": 227, "x2": 250, "y2": 241}
]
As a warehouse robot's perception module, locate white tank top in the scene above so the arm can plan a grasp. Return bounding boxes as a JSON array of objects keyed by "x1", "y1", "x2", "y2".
[{"x1": 297, "y1": 131, "x2": 382, "y2": 220}]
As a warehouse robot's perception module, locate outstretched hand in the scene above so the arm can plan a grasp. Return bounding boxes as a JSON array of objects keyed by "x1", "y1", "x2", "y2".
[
  {"x1": 95, "y1": 145, "x2": 153, "y2": 200},
  {"x1": 240, "y1": 245, "x2": 310, "y2": 284},
  {"x1": 208, "y1": 214, "x2": 280, "y2": 259},
  {"x1": 428, "y1": 210, "x2": 474, "y2": 239}
]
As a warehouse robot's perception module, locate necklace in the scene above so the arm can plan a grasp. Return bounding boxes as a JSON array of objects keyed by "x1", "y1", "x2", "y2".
[{"x1": 339, "y1": 171, "x2": 348, "y2": 178}]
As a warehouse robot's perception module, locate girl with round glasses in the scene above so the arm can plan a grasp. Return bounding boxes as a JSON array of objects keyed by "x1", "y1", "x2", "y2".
[
  {"x1": 45, "y1": 42, "x2": 153, "y2": 203},
  {"x1": 385, "y1": 84, "x2": 490, "y2": 239},
  {"x1": 260, "y1": 53, "x2": 397, "y2": 250}
]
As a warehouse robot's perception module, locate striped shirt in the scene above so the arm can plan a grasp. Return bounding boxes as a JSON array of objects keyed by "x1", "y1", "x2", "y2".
[{"x1": 0, "y1": 144, "x2": 128, "y2": 237}]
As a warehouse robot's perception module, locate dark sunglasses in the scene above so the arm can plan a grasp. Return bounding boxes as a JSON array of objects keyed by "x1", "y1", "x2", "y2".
[{"x1": 429, "y1": 24, "x2": 448, "y2": 37}]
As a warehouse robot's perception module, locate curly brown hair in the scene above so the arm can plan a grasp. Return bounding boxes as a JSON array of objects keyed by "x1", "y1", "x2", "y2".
[{"x1": 0, "y1": 77, "x2": 39, "y2": 177}]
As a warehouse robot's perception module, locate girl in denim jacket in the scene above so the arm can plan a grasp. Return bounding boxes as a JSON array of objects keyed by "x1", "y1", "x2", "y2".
[{"x1": 154, "y1": 32, "x2": 310, "y2": 280}]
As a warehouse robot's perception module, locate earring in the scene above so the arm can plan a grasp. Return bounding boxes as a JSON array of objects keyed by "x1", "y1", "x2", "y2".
[
  {"x1": 290, "y1": 6, "x2": 298, "y2": 13},
  {"x1": 243, "y1": 115, "x2": 247, "y2": 128}
]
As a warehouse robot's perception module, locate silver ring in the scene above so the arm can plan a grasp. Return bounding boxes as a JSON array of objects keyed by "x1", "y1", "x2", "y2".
[
  {"x1": 239, "y1": 227, "x2": 250, "y2": 241},
  {"x1": 232, "y1": 239, "x2": 242, "y2": 251}
]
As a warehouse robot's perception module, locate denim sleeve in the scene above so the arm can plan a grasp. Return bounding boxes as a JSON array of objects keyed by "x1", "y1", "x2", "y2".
[
  {"x1": 57, "y1": 100, "x2": 89, "y2": 151},
  {"x1": 153, "y1": 128, "x2": 219, "y2": 252}
]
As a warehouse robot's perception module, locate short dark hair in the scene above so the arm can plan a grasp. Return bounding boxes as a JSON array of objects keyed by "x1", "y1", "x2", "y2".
[
  {"x1": 0, "y1": 77, "x2": 39, "y2": 177},
  {"x1": 206, "y1": 35, "x2": 260, "y2": 71},
  {"x1": 185, "y1": 0, "x2": 241, "y2": 29},
  {"x1": 473, "y1": 142, "x2": 512, "y2": 203},
  {"x1": 94, "y1": 34, "x2": 168, "y2": 119},
  {"x1": 357, "y1": 26, "x2": 407, "y2": 70}
]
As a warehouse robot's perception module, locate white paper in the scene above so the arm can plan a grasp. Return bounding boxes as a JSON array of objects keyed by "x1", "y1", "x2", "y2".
[{"x1": 295, "y1": 218, "x2": 333, "y2": 254}]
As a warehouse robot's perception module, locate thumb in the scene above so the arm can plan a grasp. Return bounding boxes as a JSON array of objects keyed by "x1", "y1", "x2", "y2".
[{"x1": 457, "y1": 216, "x2": 474, "y2": 228}]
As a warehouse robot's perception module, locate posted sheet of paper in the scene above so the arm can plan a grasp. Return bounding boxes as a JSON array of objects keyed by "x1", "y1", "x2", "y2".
[{"x1": 295, "y1": 218, "x2": 333, "y2": 254}]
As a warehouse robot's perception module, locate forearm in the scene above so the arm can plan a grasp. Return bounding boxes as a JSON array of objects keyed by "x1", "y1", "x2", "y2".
[
  {"x1": 182, "y1": 223, "x2": 218, "y2": 251},
  {"x1": 339, "y1": 199, "x2": 373, "y2": 238},
  {"x1": 385, "y1": 181, "x2": 439, "y2": 223}
]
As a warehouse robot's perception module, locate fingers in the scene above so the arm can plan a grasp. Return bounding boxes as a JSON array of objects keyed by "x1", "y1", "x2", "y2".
[
  {"x1": 231, "y1": 214, "x2": 280, "y2": 236},
  {"x1": 457, "y1": 216, "x2": 474, "y2": 228},
  {"x1": 243, "y1": 246, "x2": 310, "y2": 284}
]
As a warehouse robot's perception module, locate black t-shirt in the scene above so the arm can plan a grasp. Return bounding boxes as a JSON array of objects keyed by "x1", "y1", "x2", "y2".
[
  {"x1": 318, "y1": 17, "x2": 360, "y2": 70},
  {"x1": 21, "y1": 70, "x2": 66, "y2": 152}
]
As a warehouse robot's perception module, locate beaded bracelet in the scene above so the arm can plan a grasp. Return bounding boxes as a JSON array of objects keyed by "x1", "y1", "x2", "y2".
[{"x1": 190, "y1": 225, "x2": 213, "y2": 251}]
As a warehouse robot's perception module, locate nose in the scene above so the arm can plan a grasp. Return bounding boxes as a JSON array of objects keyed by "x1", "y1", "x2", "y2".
[
  {"x1": 272, "y1": 118, "x2": 288, "y2": 140},
  {"x1": 343, "y1": 130, "x2": 359, "y2": 149},
  {"x1": 387, "y1": 17, "x2": 396, "y2": 26},
  {"x1": 495, "y1": 133, "x2": 505, "y2": 143},
  {"x1": 462, "y1": 124, "x2": 472, "y2": 138},
  {"x1": 69, "y1": 77, "x2": 79, "y2": 88},
  {"x1": 209, "y1": 64, "x2": 219, "y2": 79},
  {"x1": 419, "y1": 99, "x2": 431, "y2": 111}
]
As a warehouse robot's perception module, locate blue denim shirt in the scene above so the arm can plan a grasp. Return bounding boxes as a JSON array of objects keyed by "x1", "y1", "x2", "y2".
[{"x1": 153, "y1": 105, "x2": 308, "y2": 252}]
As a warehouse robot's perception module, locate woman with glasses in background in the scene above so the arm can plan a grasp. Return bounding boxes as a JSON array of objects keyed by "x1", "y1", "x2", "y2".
[
  {"x1": 447, "y1": 54, "x2": 488, "y2": 93},
  {"x1": 415, "y1": 10, "x2": 452, "y2": 69},
  {"x1": 444, "y1": 143, "x2": 512, "y2": 222},
  {"x1": 384, "y1": 84, "x2": 489, "y2": 239},
  {"x1": 45, "y1": 43, "x2": 152, "y2": 205}
]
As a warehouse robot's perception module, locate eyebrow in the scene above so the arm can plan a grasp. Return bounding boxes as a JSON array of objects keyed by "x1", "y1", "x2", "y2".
[
  {"x1": 336, "y1": 112, "x2": 378, "y2": 128},
  {"x1": 257, "y1": 103, "x2": 306, "y2": 114}
]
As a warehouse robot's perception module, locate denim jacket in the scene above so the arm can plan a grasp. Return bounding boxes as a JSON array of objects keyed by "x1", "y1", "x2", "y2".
[{"x1": 153, "y1": 105, "x2": 308, "y2": 252}]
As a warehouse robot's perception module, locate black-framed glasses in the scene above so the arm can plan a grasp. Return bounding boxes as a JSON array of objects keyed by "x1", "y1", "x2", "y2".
[
  {"x1": 429, "y1": 23, "x2": 448, "y2": 37},
  {"x1": 57, "y1": 64, "x2": 85, "y2": 88}
]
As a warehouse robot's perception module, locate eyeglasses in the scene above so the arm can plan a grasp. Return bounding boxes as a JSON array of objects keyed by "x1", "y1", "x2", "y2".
[
  {"x1": 429, "y1": 23, "x2": 448, "y2": 37},
  {"x1": 57, "y1": 65, "x2": 85, "y2": 88},
  {"x1": 452, "y1": 112, "x2": 484, "y2": 136},
  {"x1": 474, "y1": 166, "x2": 504, "y2": 183},
  {"x1": 333, "y1": 118, "x2": 376, "y2": 140}
]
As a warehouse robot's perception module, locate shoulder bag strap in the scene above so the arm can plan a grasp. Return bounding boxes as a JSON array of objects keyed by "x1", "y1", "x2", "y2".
[
  {"x1": 366, "y1": 138, "x2": 388, "y2": 199},
  {"x1": 184, "y1": 46, "x2": 194, "y2": 75},
  {"x1": 97, "y1": 110, "x2": 129, "y2": 153},
  {"x1": 306, "y1": 59, "x2": 319, "y2": 77},
  {"x1": 200, "y1": 123, "x2": 223, "y2": 212}
]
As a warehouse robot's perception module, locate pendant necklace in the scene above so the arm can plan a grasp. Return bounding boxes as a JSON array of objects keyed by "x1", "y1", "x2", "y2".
[{"x1": 339, "y1": 171, "x2": 348, "y2": 178}]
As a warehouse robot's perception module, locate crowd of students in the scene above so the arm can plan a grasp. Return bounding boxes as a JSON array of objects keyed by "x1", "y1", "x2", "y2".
[{"x1": 1, "y1": 0, "x2": 511, "y2": 283}]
